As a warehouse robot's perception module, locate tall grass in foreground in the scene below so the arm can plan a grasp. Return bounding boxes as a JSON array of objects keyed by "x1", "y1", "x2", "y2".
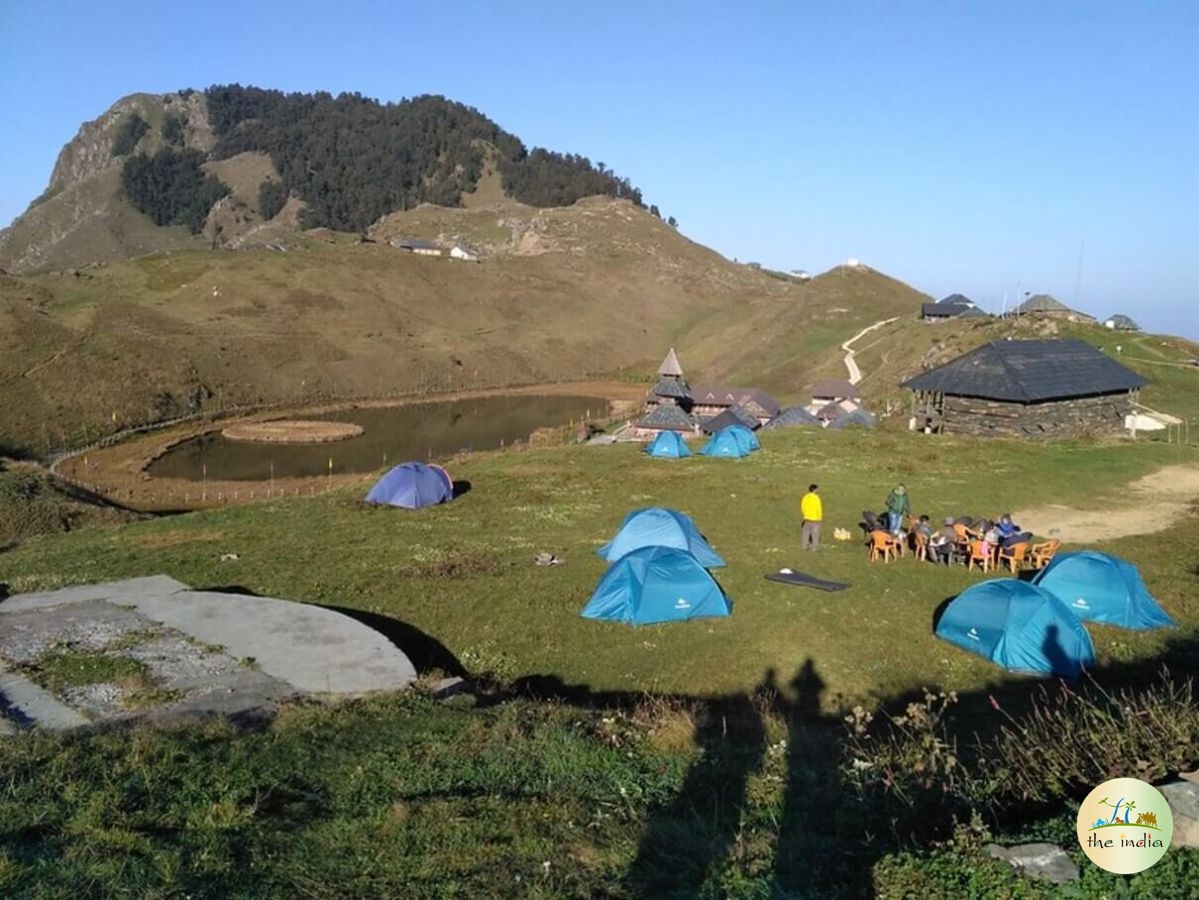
[{"x1": 843, "y1": 670, "x2": 1199, "y2": 816}]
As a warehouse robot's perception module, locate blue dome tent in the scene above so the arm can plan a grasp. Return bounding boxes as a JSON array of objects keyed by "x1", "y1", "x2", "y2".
[
  {"x1": 582, "y1": 546, "x2": 731, "y2": 625},
  {"x1": 722, "y1": 424, "x2": 760, "y2": 452},
  {"x1": 935, "y1": 579, "x2": 1095, "y2": 677},
  {"x1": 699, "y1": 428, "x2": 750, "y2": 458},
  {"x1": 365, "y1": 462, "x2": 454, "y2": 509},
  {"x1": 597, "y1": 507, "x2": 725, "y2": 568},
  {"x1": 645, "y1": 431, "x2": 692, "y2": 458},
  {"x1": 1033, "y1": 551, "x2": 1175, "y2": 630}
]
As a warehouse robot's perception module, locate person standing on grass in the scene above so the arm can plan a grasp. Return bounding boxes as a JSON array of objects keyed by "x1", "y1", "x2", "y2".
[
  {"x1": 800, "y1": 484, "x2": 823, "y2": 550},
  {"x1": 885, "y1": 483, "x2": 910, "y2": 535}
]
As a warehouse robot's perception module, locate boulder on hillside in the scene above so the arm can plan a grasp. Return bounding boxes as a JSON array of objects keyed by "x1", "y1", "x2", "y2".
[{"x1": 983, "y1": 843, "x2": 1079, "y2": 885}]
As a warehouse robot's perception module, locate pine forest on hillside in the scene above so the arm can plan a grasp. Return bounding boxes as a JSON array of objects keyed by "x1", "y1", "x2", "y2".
[{"x1": 117, "y1": 85, "x2": 646, "y2": 233}]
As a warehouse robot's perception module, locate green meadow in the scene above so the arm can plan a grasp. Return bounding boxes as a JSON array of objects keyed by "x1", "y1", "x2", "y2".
[
  {"x1": 2, "y1": 429, "x2": 1198, "y2": 898},
  {"x1": 2, "y1": 429, "x2": 1196, "y2": 703}
]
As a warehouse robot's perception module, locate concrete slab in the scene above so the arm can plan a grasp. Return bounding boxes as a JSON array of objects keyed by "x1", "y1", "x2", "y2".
[
  {"x1": 0, "y1": 598, "x2": 154, "y2": 664},
  {"x1": 0, "y1": 575, "x2": 190, "y2": 614},
  {"x1": 0, "y1": 662, "x2": 90, "y2": 730},
  {"x1": 126, "y1": 634, "x2": 295, "y2": 706},
  {"x1": 129, "y1": 590, "x2": 417, "y2": 694},
  {"x1": 0, "y1": 577, "x2": 417, "y2": 734}
]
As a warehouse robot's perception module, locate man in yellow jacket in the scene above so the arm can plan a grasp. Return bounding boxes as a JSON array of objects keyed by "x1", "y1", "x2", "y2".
[{"x1": 800, "y1": 484, "x2": 823, "y2": 551}]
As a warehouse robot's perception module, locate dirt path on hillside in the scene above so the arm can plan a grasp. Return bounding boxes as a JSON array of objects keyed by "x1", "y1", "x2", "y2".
[
  {"x1": 841, "y1": 317, "x2": 899, "y2": 384},
  {"x1": 1012, "y1": 464, "x2": 1199, "y2": 542}
]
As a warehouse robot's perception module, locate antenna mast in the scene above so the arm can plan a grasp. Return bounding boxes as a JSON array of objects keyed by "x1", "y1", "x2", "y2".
[{"x1": 1072, "y1": 237, "x2": 1086, "y2": 309}]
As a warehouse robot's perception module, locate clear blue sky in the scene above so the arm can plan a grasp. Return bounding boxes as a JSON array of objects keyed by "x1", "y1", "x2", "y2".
[{"x1": 2, "y1": 0, "x2": 1196, "y2": 335}]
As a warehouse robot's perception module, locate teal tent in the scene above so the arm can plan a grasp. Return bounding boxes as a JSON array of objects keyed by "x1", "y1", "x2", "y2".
[
  {"x1": 582, "y1": 546, "x2": 731, "y2": 625},
  {"x1": 935, "y1": 579, "x2": 1095, "y2": 677},
  {"x1": 699, "y1": 428, "x2": 750, "y2": 458},
  {"x1": 598, "y1": 507, "x2": 725, "y2": 568},
  {"x1": 1033, "y1": 551, "x2": 1175, "y2": 630},
  {"x1": 722, "y1": 424, "x2": 760, "y2": 452},
  {"x1": 645, "y1": 431, "x2": 691, "y2": 458}
]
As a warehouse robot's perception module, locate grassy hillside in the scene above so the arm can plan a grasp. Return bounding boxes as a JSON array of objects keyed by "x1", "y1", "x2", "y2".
[
  {"x1": 0, "y1": 463, "x2": 135, "y2": 546},
  {"x1": 0, "y1": 200, "x2": 926, "y2": 457},
  {"x1": 0, "y1": 86, "x2": 649, "y2": 275},
  {"x1": 0, "y1": 93, "x2": 214, "y2": 273}
]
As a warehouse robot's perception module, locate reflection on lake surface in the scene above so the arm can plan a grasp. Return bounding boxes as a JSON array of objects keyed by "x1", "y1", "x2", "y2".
[{"x1": 148, "y1": 395, "x2": 609, "y2": 481}]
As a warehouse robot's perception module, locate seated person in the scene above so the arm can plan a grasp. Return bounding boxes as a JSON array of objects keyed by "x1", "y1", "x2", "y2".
[
  {"x1": 860, "y1": 509, "x2": 880, "y2": 536},
  {"x1": 1000, "y1": 530, "x2": 1034, "y2": 549},
  {"x1": 910, "y1": 514, "x2": 932, "y2": 556},
  {"x1": 929, "y1": 517, "x2": 955, "y2": 564},
  {"x1": 996, "y1": 514, "x2": 1021, "y2": 541},
  {"x1": 981, "y1": 520, "x2": 1000, "y2": 548}
]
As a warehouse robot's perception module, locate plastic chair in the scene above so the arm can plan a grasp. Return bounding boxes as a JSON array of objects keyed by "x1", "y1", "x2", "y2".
[
  {"x1": 952, "y1": 523, "x2": 971, "y2": 563},
  {"x1": 997, "y1": 541, "x2": 1030, "y2": 573},
  {"x1": 869, "y1": 530, "x2": 900, "y2": 562},
  {"x1": 967, "y1": 539, "x2": 992, "y2": 572},
  {"x1": 911, "y1": 531, "x2": 930, "y2": 561},
  {"x1": 1030, "y1": 539, "x2": 1061, "y2": 569}
]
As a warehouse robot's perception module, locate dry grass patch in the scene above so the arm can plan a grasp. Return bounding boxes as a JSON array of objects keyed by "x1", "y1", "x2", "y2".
[{"x1": 221, "y1": 420, "x2": 364, "y2": 443}]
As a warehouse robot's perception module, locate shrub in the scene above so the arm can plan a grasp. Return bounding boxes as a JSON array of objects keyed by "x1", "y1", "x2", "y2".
[
  {"x1": 257, "y1": 179, "x2": 287, "y2": 220},
  {"x1": 843, "y1": 671, "x2": 1199, "y2": 819},
  {"x1": 111, "y1": 113, "x2": 149, "y2": 156},
  {"x1": 843, "y1": 689, "x2": 971, "y2": 812},
  {"x1": 977, "y1": 671, "x2": 1199, "y2": 803},
  {"x1": 161, "y1": 114, "x2": 185, "y2": 147}
]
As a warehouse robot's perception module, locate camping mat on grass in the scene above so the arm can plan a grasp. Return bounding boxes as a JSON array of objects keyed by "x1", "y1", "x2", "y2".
[{"x1": 764, "y1": 571, "x2": 850, "y2": 592}]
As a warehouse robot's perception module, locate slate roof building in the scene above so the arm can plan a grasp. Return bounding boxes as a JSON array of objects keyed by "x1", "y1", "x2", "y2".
[
  {"x1": 827, "y1": 408, "x2": 878, "y2": 430},
  {"x1": 391, "y1": 237, "x2": 443, "y2": 256},
  {"x1": 634, "y1": 400, "x2": 696, "y2": 436},
  {"x1": 643, "y1": 347, "x2": 693, "y2": 410},
  {"x1": 639, "y1": 348, "x2": 779, "y2": 436},
  {"x1": 1103, "y1": 314, "x2": 1141, "y2": 332},
  {"x1": 921, "y1": 294, "x2": 980, "y2": 321},
  {"x1": 700, "y1": 405, "x2": 759, "y2": 434},
  {"x1": 902, "y1": 339, "x2": 1147, "y2": 437},
  {"x1": 1004, "y1": 294, "x2": 1094, "y2": 322},
  {"x1": 690, "y1": 385, "x2": 780, "y2": 424},
  {"x1": 761, "y1": 406, "x2": 822, "y2": 430}
]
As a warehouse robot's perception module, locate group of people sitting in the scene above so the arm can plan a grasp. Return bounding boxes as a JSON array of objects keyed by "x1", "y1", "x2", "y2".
[
  {"x1": 862, "y1": 490, "x2": 1036, "y2": 568},
  {"x1": 915, "y1": 514, "x2": 1033, "y2": 565}
]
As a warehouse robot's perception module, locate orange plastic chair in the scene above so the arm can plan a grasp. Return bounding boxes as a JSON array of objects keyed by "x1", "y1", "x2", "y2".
[
  {"x1": 967, "y1": 539, "x2": 992, "y2": 572},
  {"x1": 1030, "y1": 539, "x2": 1061, "y2": 569},
  {"x1": 911, "y1": 531, "x2": 930, "y2": 561},
  {"x1": 951, "y1": 523, "x2": 971, "y2": 563},
  {"x1": 997, "y1": 541, "x2": 1030, "y2": 573},
  {"x1": 869, "y1": 530, "x2": 900, "y2": 562}
]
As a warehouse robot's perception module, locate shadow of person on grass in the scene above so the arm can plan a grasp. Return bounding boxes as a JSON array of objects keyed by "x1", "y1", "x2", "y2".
[
  {"x1": 768, "y1": 660, "x2": 875, "y2": 898},
  {"x1": 1041, "y1": 623, "x2": 1078, "y2": 680},
  {"x1": 623, "y1": 683, "x2": 767, "y2": 898}
]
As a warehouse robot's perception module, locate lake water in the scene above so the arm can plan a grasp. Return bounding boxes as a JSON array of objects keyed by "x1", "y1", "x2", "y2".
[{"x1": 148, "y1": 394, "x2": 609, "y2": 481}]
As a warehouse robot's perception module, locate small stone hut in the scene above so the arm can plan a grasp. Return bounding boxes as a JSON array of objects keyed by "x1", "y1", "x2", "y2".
[{"x1": 903, "y1": 339, "x2": 1147, "y2": 437}]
